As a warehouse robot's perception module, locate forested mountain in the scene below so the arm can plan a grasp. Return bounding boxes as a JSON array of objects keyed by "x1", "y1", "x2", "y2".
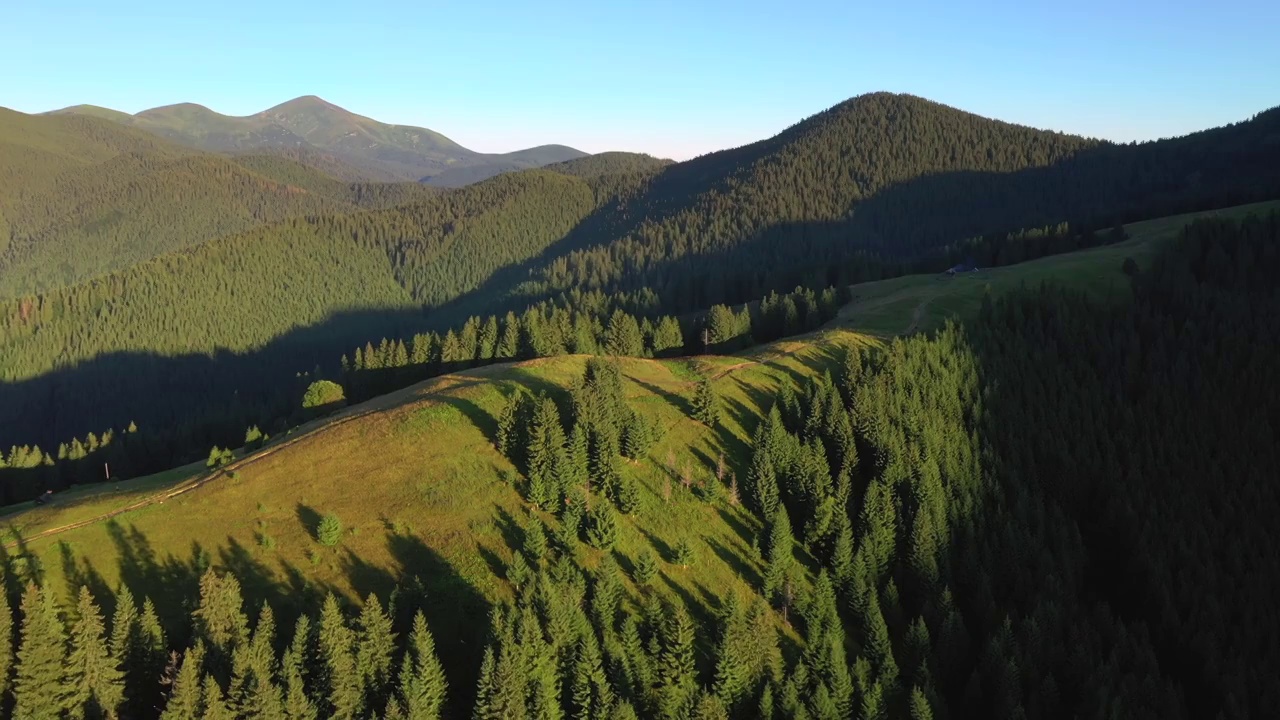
[
  {"x1": 422, "y1": 146, "x2": 598, "y2": 187},
  {"x1": 0, "y1": 108, "x2": 368, "y2": 296},
  {"x1": 4, "y1": 92, "x2": 1279, "y2": 482},
  {"x1": 2, "y1": 212, "x2": 1275, "y2": 719},
  {"x1": 544, "y1": 151, "x2": 674, "y2": 178},
  {"x1": 50, "y1": 95, "x2": 588, "y2": 182}
]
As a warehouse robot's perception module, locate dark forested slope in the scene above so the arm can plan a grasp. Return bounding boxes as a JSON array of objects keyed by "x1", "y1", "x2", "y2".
[
  {"x1": 4, "y1": 93, "x2": 1279, "y2": 480},
  {"x1": 2, "y1": 213, "x2": 1275, "y2": 720}
]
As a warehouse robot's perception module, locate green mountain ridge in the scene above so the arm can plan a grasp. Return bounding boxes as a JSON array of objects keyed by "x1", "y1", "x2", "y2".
[
  {"x1": 50, "y1": 95, "x2": 589, "y2": 182},
  {"x1": 4, "y1": 92, "x2": 1279, "y2": 472}
]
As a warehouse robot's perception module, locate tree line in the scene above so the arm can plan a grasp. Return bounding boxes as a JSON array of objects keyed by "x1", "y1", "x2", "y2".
[{"x1": 3, "y1": 211, "x2": 1275, "y2": 717}]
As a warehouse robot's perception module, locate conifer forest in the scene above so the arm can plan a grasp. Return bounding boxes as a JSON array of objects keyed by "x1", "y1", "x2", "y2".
[{"x1": 1, "y1": 69, "x2": 1278, "y2": 720}]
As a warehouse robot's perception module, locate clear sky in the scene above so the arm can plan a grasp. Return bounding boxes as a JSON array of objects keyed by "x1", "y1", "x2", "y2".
[{"x1": 3, "y1": 0, "x2": 1277, "y2": 159}]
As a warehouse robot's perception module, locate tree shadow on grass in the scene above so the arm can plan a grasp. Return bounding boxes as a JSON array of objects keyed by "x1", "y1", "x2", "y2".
[
  {"x1": 715, "y1": 505, "x2": 759, "y2": 548},
  {"x1": 638, "y1": 528, "x2": 675, "y2": 563},
  {"x1": 385, "y1": 530, "x2": 491, "y2": 716},
  {"x1": 58, "y1": 540, "x2": 115, "y2": 612},
  {"x1": 437, "y1": 395, "x2": 499, "y2": 445},
  {"x1": 706, "y1": 536, "x2": 762, "y2": 589},
  {"x1": 630, "y1": 377, "x2": 692, "y2": 417},
  {"x1": 295, "y1": 503, "x2": 324, "y2": 544}
]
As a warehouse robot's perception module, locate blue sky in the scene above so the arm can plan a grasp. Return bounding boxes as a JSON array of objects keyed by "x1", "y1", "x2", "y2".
[{"x1": 3, "y1": 0, "x2": 1277, "y2": 159}]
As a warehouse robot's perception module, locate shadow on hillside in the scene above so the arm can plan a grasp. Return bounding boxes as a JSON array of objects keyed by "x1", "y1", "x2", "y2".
[
  {"x1": 0, "y1": 306, "x2": 432, "y2": 498},
  {"x1": 44, "y1": 517, "x2": 491, "y2": 716},
  {"x1": 628, "y1": 375, "x2": 692, "y2": 413},
  {"x1": 58, "y1": 540, "x2": 113, "y2": 610}
]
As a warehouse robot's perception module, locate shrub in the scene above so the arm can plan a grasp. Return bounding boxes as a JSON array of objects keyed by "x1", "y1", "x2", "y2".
[
  {"x1": 301, "y1": 380, "x2": 346, "y2": 410},
  {"x1": 316, "y1": 513, "x2": 343, "y2": 546},
  {"x1": 206, "y1": 446, "x2": 234, "y2": 469}
]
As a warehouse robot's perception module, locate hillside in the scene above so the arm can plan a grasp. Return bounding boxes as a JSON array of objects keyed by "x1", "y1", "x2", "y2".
[
  {"x1": 51, "y1": 95, "x2": 588, "y2": 182},
  {"x1": 5, "y1": 210, "x2": 1279, "y2": 718},
  {"x1": 4, "y1": 94, "x2": 1280, "y2": 491},
  {"x1": 0, "y1": 107, "x2": 443, "y2": 296}
]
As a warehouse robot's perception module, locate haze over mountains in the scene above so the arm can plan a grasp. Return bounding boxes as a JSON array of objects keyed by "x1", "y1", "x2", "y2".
[{"x1": 50, "y1": 95, "x2": 589, "y2": 185}]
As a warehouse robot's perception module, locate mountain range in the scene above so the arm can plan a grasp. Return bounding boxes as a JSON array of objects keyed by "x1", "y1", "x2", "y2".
[
  {"x1": 50, "y1": 95, "x2": 589, "y2": 184},
  {"x1": 2, "y1": 91, "x2": 1279, "y2": 461}
]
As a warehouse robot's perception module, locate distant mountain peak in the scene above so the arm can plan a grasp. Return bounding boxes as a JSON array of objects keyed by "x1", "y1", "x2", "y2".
[
  {"x1": 259, "y1": 95, "x2": 351, "y2": 119},
  {"x1": 138, "y1": 102, "x2": 218, "y2": 115}
]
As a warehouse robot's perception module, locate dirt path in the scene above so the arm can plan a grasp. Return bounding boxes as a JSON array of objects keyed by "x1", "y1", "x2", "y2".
[{"x1": 903, "y1": 288, "x2": 941, "y2": 335}]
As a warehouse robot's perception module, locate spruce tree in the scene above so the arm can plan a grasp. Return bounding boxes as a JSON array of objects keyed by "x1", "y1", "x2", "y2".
[
  {"x1": 318, "y1": 595, "x2": 362, "y2": 720},
  {"x1": 657, "y1": 601, "x2": 697, "y2": 718},
  {"x1": 230, "y1": 603, "x2": 285, "y2": 720},
  {"x1": 136, "y1": 599, "x2": 168, "y2": 717},
  {"x1": 201, "y1": 674, "x2": 235, "y2": 720},
  {"x1": 14, "y1": 583, "x2": 71, "y2": 718},
  {"x1": 281, "y1": 616, "x2": 318, "y2": 720},
  {"x1": 633, "y1": 550, "x2": 658, "y2": 586},
  {"x1": 356, "y1": 594, "x2": 397, "y2": 710},
  {"x1": 159, "y1": 642, "x2": 206, "y2": 720},
  {"x1": 693, "y1": 379, "x2": 720, "y2": 427},
  {"x1": 586, "y1": 504, "x2": 619, "y2": 550},
  {"x1": 390, "y1": 613, "x2": 448, "y2": 720},
  {"x1": 746, "y1": 446, "x2": 780, "y2": 519},
  {"x1": 523, "y1": 517, "x2": 548, "y2": 564},
  {"x1": 193, "y1": 568, "x2": 249, "y2": 678},
  {"x1": 65, "y1": 586, "x2": 125, "y2": 719},
  {"x1": 672, "y1": 539, "x2": 695, "y2": 568},
  {"x1": 908, "y1": 686, "x2": 934, "y2": 720},
  {"x1": 763, "y1": 507, "x2": 794, "y2": 599}
]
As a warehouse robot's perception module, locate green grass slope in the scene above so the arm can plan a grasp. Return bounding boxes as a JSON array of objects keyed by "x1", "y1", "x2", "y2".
[
  {"x1": 836, "y1": 200, "x2": 1280, "y2": 336},
  {"x1": 1, "y1": 329, "x2": 868, "y2": 644}
]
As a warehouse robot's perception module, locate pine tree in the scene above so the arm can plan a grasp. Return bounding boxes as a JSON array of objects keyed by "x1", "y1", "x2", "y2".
[
  {"x1": 604, "y1": 310, "x2": 644, "y2": 357},
  {"x1": 673, "y1": 539, "x2": 695, "y2": 568},
  {"x1": 586, "y1": 503, "x2": 619, "y2": 550},
  {"x1": 159, "y1": 642, "x2": 205, "y2": 720},
  {"x1": 193, "y1": 569, "x2": 249, "y2": 680},
  {"x1": 230, "y1": 603, "x2": 285, "y2": 720},
  {"x1": 14, "y1": 583, "x2": 71, "y2": 718},
  {"x1": 281, "y1": 615, "x2": 318, "y2": 720},
  {"x1": 746, "y1": 446, "x2": 780, "y2": 519},
  {"x1": 390, "y1": 613, "x2": 448, "y2": 720},
  {"x1": 65, "y1": 586, "x2": 125, "y2": 719},
  {"x1": 693, "y1": 379, "x2": 720, "y2": 427},
  {"x1": 633, "y1": 550, "x2": 658, "y2": 586},
  {"x1": 356, "y1": 594, "x2": 397, "y2": 710},
  {"x1": 523, "y1": 517, "x2": 548, "y2": 564},
  {"x1": 908, "y1": 686, "x2": 934, "y2": 720},
  {"x1": 318, "y1": 595, "x2": 363, "y2": 720},
  {"x1": 657, "y1": 601, "x2": 697, "y2": 718},
  {"x1": 763, "y1": 507, "x2": 794, "y2": 599},
  {"x1": 201, "y1": 674, "x2": 235, "y2": 720}
]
